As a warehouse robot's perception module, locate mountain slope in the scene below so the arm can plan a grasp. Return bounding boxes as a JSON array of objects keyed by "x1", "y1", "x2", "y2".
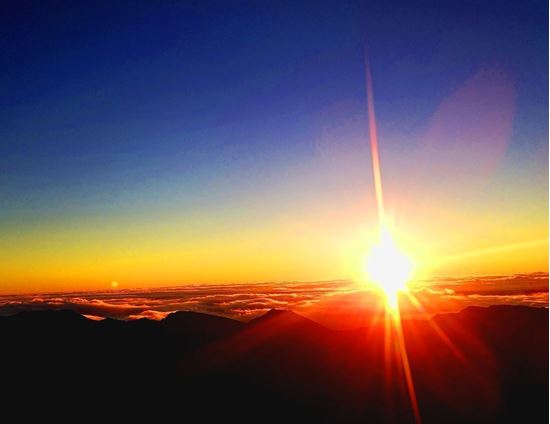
[{"x1": 0, "y1": 305, "x2": 547, "y2": 423}]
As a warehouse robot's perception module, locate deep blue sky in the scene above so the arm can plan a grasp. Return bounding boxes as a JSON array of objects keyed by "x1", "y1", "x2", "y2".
[{"x1": 2, "y1": 1, "x2": 546, "y2": 200}]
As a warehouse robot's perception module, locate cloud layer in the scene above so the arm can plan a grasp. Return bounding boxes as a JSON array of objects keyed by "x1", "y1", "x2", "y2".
[{"x1": 0, "y1": 273, "x2": 546, "y2": 329}]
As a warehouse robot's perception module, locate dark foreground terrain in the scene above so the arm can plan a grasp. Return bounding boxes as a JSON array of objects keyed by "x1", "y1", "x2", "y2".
[{"x1": 1, "y1": 305, "x2": 547, "y2": 423}]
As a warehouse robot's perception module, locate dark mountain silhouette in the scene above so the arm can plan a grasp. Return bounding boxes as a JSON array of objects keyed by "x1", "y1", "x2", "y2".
[
  {"x1": 1, "y1": 305, "x2": 547, "y2": 423},
  {"x1": 248, "y1": 308, "x2": 320, "y2": 325}
]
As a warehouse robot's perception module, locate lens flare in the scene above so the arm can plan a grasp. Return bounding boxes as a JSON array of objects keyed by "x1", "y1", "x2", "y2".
[
  {"x1": 363, "y1": 55, "x2": 413, "y2": 310},
  {"x1": 364, "y1": 54, "x2": 421, "y2": 424}
]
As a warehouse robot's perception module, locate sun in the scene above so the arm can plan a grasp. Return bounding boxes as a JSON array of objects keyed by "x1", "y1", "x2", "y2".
[{"x1": 364, "y1": 226, "x2": 413, "y2": 311}]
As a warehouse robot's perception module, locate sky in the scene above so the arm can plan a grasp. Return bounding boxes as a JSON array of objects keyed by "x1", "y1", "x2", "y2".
[{"x1": 1, "y1": 0, "x2": 548, "y2": 294}]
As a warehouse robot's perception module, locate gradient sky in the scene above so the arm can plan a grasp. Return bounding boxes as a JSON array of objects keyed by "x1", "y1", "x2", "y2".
[{"x1": 1, "y1": 0, "x2": 547, "y2": 293}]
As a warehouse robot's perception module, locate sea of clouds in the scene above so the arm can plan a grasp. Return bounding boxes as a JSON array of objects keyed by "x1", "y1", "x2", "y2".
[{"x1": 1, "y1": 272, "x2": 547, "y2": 329}]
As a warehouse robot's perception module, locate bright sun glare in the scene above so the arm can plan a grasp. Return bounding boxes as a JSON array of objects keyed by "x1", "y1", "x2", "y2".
[{"x1": 364, "y1": 226, "x2": 413, "y2": 311}]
